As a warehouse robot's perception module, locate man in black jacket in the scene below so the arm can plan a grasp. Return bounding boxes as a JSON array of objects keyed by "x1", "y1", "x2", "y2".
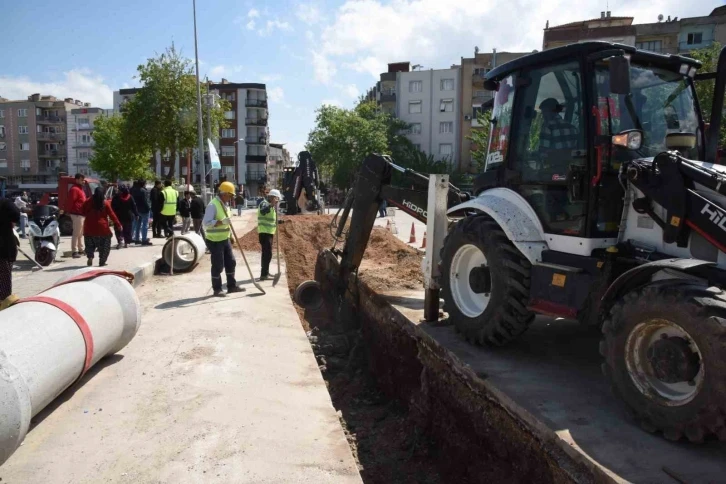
[
  {"x1": 189, "y1": 190, "x2": 206, "y2": 237},
  {"x1": 130, "y1": 180, "x2": 152, "y2": 245},
  {"x1": 150, "y1": 180, "x2": 164, "y2": 238},
  {"x1": 178, "y1": 191, "x2": 193, "y2": 234},
  {"x1": 0, "y1": 197, "x2": 21, "y2": 310}
]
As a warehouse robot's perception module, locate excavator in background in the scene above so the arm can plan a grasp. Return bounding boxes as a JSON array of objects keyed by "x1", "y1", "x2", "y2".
[
  {"x1": 282, "y1": 151, "x2": 325, "y2": 215},
  {"x1": 296, "y1": 42, "x2": 726, "y2": 443}
]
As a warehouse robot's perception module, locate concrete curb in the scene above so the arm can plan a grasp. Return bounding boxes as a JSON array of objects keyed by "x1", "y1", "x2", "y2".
[{"x1": 128, "y1": 257, "x2": 161, "y2": 288}]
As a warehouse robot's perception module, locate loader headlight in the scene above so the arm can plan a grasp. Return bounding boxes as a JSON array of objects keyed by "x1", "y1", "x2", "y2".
[{"x1": 612, "y1": 130, "x2": 642, "y2": 150}]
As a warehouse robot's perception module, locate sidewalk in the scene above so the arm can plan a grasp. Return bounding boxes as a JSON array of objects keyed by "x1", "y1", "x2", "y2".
[{"x1": 1, "y1": 211, "x2": 361, "y2": 483}]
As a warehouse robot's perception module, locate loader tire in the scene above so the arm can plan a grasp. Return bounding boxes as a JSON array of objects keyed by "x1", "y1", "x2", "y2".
[
  {"x1": 601, "y1": 282, "x2": 726, "y2": 442},
  {"x1": 440, "y1": 215, "x2": 534, "y2": 346}
]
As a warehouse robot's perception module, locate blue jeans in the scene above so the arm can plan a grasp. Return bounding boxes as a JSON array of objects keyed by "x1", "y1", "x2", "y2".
[
  {"x1": 133, "y1": 212, "x2": 150, "y2": 242},
  {"x1": 237, "y1": 205, "x2": 243, "y2": 216}
]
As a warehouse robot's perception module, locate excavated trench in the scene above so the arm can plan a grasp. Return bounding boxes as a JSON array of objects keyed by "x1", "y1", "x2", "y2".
[{"x1": 237, "y1": 216, "x2": 599, "y2": 483}]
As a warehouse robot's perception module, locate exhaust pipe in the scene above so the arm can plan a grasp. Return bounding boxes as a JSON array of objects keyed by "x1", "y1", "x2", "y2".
[{"x1": 294, "y1": 280, "x2": 323, "y2": 310}]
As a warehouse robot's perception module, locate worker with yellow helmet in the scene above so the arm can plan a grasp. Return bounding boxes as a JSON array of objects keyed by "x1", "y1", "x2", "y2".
[{"x1": 202, "y1": 181, "x2": 245, "y2": 297}]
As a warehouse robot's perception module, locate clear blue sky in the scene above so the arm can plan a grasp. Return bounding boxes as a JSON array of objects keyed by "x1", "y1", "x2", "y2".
[{"x1": 1, "y1": 0, "x2": 718, "y2": 156}]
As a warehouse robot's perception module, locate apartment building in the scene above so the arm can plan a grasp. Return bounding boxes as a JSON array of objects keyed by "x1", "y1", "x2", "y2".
[
  {"x1": 267, "y1": 142, "x2": 291, "y2": 189},
  {"x1": 67, "y1": 107, "x2": 114, "y2": 178},
  {"x1": 209, "y1": 80, "x2": 269, "y2": 196},
  {"x1": 0, "y1": 94, "x2": 85, "y2": 186},
  {"x1": 543, "y1": 12, "x2": 636, "y2": 50},
  {"x1": 459, "y1": 48, "x2": 530, "y2": 173}
]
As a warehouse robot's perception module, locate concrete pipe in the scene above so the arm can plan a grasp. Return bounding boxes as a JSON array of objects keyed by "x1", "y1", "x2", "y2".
[
  {"x1": 163, "y1": 232, "x2": 206, "y2": 273},
  {"x1": 0, "y1": 268, "x2": 141, "y2": 465}
]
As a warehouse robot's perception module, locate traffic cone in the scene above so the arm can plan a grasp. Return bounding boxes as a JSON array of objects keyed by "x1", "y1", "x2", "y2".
[
  {"x1": 386, "y1": 219, "x2": 392, "y2": 232},
  {"x1": 421, "y1": 231, "x2": 427, "y2": 249},
  {"x1": 408, "y1": 222, "x2": 416, "y2": 244}
]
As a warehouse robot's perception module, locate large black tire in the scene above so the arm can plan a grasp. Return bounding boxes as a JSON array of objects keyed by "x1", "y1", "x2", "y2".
[
  {"x1": 440, "y1": 215, "x2": 534, "y2": 346},
  {"x1": 59, "y1": 215, "x2": 73, "y2": 236},
  {"x1": 601, "y1": 282, "x2": 726, "y2": 442}
]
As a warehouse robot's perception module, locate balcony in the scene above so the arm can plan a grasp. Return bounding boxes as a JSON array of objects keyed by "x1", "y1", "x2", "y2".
[
  {"x1": 246, "y1": 169, "x2": 267, "y2": 183},
  {"x1": 245, "y1": 118, "x2": 268, "y2": 126},
  {"x1": 380, "y1": 89, "x2": 396, "y2": 104},
  {"x1": 75, "y1": 141, "x2": 95, "y2": 148},
  {"x1": 380, "y1": 72, "x2": 396, "y2": 82},
  {"x1": 246, "y1": 136, "x2": 268, "y2": 145},
  {"x1": 246, "y1": 155, "x2": 267, "y2": 163},
  {"x1": 36, "y1": 132, "x2": 66, "y2": 141},
  {"x1": 39, "y1": 148, "x2": 67, "y2": 157},
  {"x1": 245, "y1": 99, "x2": 268, "y2": 108},
  {"x1": 36, "y1": 115, "x2": 65, "y2": 124},
  {"x1": 75, "y1": 124, "x2": 93, "y2": 131}
]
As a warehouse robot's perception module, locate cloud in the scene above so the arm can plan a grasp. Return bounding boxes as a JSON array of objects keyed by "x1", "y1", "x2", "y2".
[
  {"x1": 246, "y1": 20, "x2": 256, "y2": 30},
  {"x1": 267, "y1": 86, "x2": 285, "y2": 103},
  {"x1": 305, "y1": 30, "x2": 315, "y2": 42},
  {"x1": 320, "y1": 99, "x2": 342, "y2": 107},
  {"x1": 208, "y1": 65, "x2": 244, "y2": 79},
  {"x1": 261, "y1": 74, "x2": 282, "y2": 82},
  {"x1": 311, "y1": 50, "x2": 337, "y2": 85},
  {"x1": 247, "y1": 8, "x2": 260, "y2": 18},
  {"x1": 339, "y1": 83, "x2": 359, "y2": 99},
  {"x1": 0, "y1": 69, "x2": 113, "y2": 108},
  {"x1": 296, "y1": 3, "x2": 323, "y2": 24},
  {"x1": 320, "y1": 0, "x2": 714, "y2": 79},
  {"x1": 258, "y1": 19, "x2": 293, "y2": 36}
]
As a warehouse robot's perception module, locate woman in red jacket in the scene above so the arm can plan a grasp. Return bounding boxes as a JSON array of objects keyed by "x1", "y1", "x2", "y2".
[{"x1": 83, "y1": 187, "x2": 122, "y2": 267}]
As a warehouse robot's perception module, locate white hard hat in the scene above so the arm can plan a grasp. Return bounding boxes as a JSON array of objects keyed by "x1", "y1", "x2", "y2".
[{"x1": 268, "y1": 189, "x2": 282, "y2": 199}]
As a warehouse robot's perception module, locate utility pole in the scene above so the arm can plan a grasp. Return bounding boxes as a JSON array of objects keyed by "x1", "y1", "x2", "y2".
[{"x1": 192, "y1": 0, "x2": 207, "y2": 202}]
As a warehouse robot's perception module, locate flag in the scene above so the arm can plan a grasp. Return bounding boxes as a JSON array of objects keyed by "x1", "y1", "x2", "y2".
[{"x1": 207, "y1": 139, "x2": 221, "y2": 170}]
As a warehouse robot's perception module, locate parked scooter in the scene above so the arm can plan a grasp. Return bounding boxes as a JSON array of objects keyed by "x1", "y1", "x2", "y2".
[{"x1": 28, "y1": 205, "x2": 60, "y2": 266}]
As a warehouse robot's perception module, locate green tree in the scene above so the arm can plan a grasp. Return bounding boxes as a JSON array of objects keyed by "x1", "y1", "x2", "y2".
[
  {"x1": 689, "y1": 42, "x2": 726, "y2": 148},
  {"x1": 90, "y1": 115, "x2": 154, "y2": 181},
  {"x1": 468, "y1": 110, "x2": 492, "y2": 172},
  {"x1": 123, "y1": 44, "x2": 230, "y2": 180}
]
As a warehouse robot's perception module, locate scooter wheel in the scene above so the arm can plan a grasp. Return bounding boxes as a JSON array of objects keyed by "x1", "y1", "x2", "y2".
[{"x1": 36, "y1": 248, "x2": 55, "y2": 267}]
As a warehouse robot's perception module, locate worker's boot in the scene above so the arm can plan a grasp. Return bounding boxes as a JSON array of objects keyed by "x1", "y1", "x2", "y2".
[
  {"x1": 227, "y1": 285, "x2": 246, "y2": 294},
  {"x1": 0, "y1": 294, "x2": 19, "y2": 311}
]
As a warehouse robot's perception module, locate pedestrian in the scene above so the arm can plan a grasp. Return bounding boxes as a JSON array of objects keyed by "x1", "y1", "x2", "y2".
[
  {"x1": 13, "y1": 192, "x2": 29, "y2": 238},
  {"x1": 257, "y1": 189, "x2": 282, "y2": 281},
  {"x1": 150, "y1": 180, "x2": 164, "y2": 238},
  {"x1": 82, "y1": 187, "x2": 122, "y2": 267},
  {"x1": 67, "y1": 174, "x2": 87, "y2": 258},
  {"x1": 131, "y1": 179, "x2": 152, "y2": 245},
  {"x1": 111, "y1": 184, "x2": 138, "y2": 249},
  {"x1": 190, "y1": 189, "x2": 205, "y2": 237},
  {"x1": 202, "y1": 181, "x2": 244, "y2": 297},
  {"x1": 235, "y1": 191, "x2": 245, "y2": 216},
  {"x1": 178, "y1": 191, "x2": 192, "y2": 234},
  {"x1": 0, "y1": 197, "x2": 21, "y2": 310},
  {"x1": 378, "y1": 199, "x2": 387, "y2": 218},
  {"x1": 161, "y1": 180, "x2": 178, "y2": 238}
]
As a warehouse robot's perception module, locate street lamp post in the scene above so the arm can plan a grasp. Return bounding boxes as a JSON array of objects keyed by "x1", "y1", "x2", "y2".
[{"x1": 192, "y1": 0, "x2": 207, "y2": 202}]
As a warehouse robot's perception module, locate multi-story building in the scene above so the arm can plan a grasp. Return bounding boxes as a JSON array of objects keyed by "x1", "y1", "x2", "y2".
[
  {"x1": 543, "y1": 12, "x2": 636, "y2": 50},
  {"x1": 0, "y1": 94, "x2": 85, "y2": 186},
  {"x1": 459, "y1": 48, "x2": 530, "y2": 173},
  {"x1": 67, "y1": 107, "x2": 114, "y2": 178},
  {"x1": 267, "y1": 142, "x2": 291, "y2": 189}
]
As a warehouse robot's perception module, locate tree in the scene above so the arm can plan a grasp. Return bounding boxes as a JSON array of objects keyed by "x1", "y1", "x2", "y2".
[
  {"x1": 90, "y1": 115, "x2": 154, "y2": 181},
  {"x1": 689, "y1": 42, "x2": 726, "y2": 148},
  {"x1": 468, "y1": 110, "x2": 492, "y2": 172},
  {"x1": 123, "y1": 44, "x2": 230, "y2": 180}
]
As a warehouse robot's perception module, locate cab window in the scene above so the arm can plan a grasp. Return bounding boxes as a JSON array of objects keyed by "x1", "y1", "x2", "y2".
[{"x1": 484, "y1": 74, "x2": 516, "y2": 171}]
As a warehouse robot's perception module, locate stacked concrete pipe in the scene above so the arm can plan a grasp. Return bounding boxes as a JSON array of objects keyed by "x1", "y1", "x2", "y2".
[
  {"x1": 162, "y1": 232, "x2": 206, "y2": 273},
  {"x1": 0, "y1": 268, "x2": 141, "y2": 465}
]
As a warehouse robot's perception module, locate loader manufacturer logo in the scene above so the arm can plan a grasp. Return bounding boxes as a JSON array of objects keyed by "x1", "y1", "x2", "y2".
[
  {"x1": 402, "y1": 200, "x2": 427, "y2": 219},
  {"x1": 701, "y1": 203, "x2": 726, "y2": 231}
]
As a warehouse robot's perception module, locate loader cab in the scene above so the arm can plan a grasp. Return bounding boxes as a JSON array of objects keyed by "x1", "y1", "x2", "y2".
[{"x1": 480, "y1": 42, "x2": 703, "y2": 255}]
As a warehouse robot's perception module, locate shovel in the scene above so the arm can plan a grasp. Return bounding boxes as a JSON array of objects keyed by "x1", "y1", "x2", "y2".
[
  {"x1": 272, "y1": 221, "x2": 281, "y2": 287},
  {"x1": 230, "y1": 223, "x2": 266, "y2": 295}
]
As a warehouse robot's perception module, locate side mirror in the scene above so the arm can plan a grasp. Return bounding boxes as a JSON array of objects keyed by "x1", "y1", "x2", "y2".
[
  {"x1": 612, "y1": 130, "x2": 642, "y2": 150},
  {"x1": 609, "y1": 55, "x2": 631, "y2": 95}
]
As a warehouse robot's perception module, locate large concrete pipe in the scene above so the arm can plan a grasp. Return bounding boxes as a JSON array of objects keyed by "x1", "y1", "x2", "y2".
[
  {"x1": 0, "y1": 269, "x2": 141, "y2": 465},
  {"x1": 163, "y1": 232, "x2": 206, "y2": 273}
]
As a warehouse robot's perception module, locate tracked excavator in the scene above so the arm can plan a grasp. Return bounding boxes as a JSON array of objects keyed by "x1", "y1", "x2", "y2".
[{"x1": 295, "y1": 41, "x2": 726, "y2": 442}]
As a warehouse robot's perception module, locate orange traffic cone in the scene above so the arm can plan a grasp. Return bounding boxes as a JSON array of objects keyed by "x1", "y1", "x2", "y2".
[
  {"x1": 421, "y1": 231, "x2": 427, "y2": 249},
  {"x1": 408, "y1": 222, "x2": 416, "y2": 244}
]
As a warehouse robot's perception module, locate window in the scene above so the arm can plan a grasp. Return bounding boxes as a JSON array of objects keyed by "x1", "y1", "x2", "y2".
[
  {"x1": 687, "y1": 32, "x2": 703, "y2": 45},
  {"x1": 224, "y1": 111, "x2": 236, "y2": 120},
  {"x1": 21, "y1": 160, "x2": 30, "y2": 171},
  {"x1": 439, "y1": 144, "x2": 453, "y2": 156},
  {"x1": 440, "y1": 121, "x2": 453, "y2": 133},
  {"x1": 409, "y1": 81, "x2": 423, "y2": 93},
  {"x1": 221, "y1": 146, "x2": 236, "y2": 157},
  {"x1": 473, "y1": 68, "x2": 490, "y2": 77},
  {"x1": 0, "y1": 110, "x2": 4, "y2": 118},
  {"x1": 439, "y1": 99, "x2": 453, "y2": 112},
  {"x1": 0, "y1": 142, "x2": 5, "y2": 151},
  {"x1": 440, "y1": 79, "x2": 454, "y2": 91},
  {"x1": 79, "y1": 151, "x2": 90, "y2": 159},
  {"x1": 17, "y1": 109, "x2": 27, "y2": 117},
  {"x1": 80, "y1": 134, "x2": 92, "y2": 144},
  {"x1": 77, "y1": 117, "x2": 90, "y2": 128},
  {"x1": 181, "y1": 166, "x2": 188, "y2": 175},
  {"x1": 19, "y1": 143, "x2": 29, "y2": 151},
  {"x1": 18, "y1": 126, "x2": 28, "y2": 134},
  {"x1": 635, "y1": 40, "x2": 663, "y2": 53},
  {"x1": 474, "y1": 90, "x2": 488, "y2": 98},
  {"x1": 408, "y1": 123, "x2": 421, "y2": 134},
  {"x1": 222, "y1": 92, "x2": 235, "y2": 101},
  {"x1": 222, "y1": 129, "x2": 236, "y2": 138},
  {"x1": 224, "y1": 166, "x2": 235, "y2": 175},
  {"x1": 0, "y1": 126, "x2": 4, "y2": 137},
  {"x1": 0, "y1": 160, "x2": 6, "y2": 169},
  {"x1": 409, "y1": 101, "x2": 422, "y2": 114},
  {"x1": 45, "y1": 143, "x2": 58, "y2": 151}
]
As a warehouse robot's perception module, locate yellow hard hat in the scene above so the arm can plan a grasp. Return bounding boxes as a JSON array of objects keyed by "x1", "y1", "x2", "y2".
[{"x1": 219, "y1": 181, "x2": 236, "y2": 195}]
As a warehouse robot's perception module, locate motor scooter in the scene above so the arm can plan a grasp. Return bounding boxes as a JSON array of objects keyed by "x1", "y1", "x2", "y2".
[{"x1": 28, "y1": 205, "x2": 60, "y2": 266}]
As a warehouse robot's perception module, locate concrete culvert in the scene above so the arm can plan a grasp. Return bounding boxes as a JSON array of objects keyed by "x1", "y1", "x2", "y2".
[
  {"x1": 294, "y1": 280, "x2": 324, "y2": 310},
  {"x1": 163, "y1": 232, "x2": 206, "y2": 273}
]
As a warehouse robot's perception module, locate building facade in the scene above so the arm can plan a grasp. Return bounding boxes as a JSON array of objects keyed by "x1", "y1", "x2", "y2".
[
  {"x1": 267, "y1": 142, "x2": 291, "y2": 189},
  {"x1": 0, "y1": 94, "x2": 86, "y2": 186},
  {"x1": 543, "y1": 13, "x2": 636, "y2": 50},
  {"x1": 67, "y1": 107, "x2": 114, "y2": 178}
]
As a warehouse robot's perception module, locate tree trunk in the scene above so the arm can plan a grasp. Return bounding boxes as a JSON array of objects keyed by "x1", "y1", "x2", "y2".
[{"x1": 164, "y1": 146, "x2": 176, "y2": 181}]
